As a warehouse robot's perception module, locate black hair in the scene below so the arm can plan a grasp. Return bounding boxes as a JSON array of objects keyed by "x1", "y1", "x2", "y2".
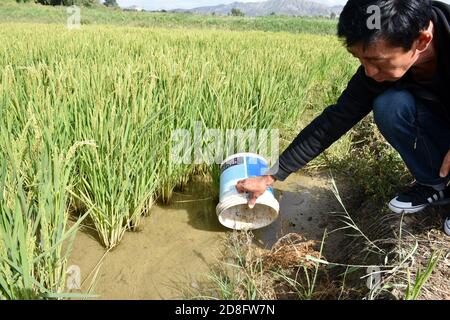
[{"x1": 337, "y1": 0, "x2": 433, "y2": 50}]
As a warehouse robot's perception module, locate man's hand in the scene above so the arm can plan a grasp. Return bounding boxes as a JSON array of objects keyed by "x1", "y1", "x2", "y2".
[
  {"x1": 440, "y1": 149, "x2": 450, "y2": 179},
  {"x1": 236, "y1": 175, "x2": 276, "y2": 209}
]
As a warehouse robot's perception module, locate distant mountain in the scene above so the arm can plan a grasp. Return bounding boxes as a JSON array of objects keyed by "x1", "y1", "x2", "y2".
[{"x1": 173, "y1": 0, "x2": 343, "y2": 17}]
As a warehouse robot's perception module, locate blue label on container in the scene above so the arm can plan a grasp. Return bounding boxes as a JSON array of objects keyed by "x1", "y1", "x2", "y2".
[
  {"x1": 246, "y1": 156, "x2": 268, "y2": 177},
  {"x1": 220, "y1": 157, "x2": 244, "y2": 174}
]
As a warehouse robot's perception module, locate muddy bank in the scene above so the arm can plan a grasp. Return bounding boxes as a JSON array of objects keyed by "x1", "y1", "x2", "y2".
[
  {"x1": 254, "y1": 172, "x2": 344, "y2": 259},
  {"x1": 69, "y1": 172, "x2": 344, "y2": 299}
]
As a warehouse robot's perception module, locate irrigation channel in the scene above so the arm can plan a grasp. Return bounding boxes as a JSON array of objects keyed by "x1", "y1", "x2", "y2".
[{"x1": 69, "y1": 172, "x2": 344, "y2": 299}]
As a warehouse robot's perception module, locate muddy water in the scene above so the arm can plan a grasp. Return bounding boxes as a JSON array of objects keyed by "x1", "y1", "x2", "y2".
[
  {"x1": 254, "y1": 172, "x2": 344, "y2": 255},
  {"x1": 69, "y1": 172, "x2": 343, "y2": 299}
]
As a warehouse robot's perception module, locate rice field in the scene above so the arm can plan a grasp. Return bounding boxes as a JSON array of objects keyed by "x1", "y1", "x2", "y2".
[{"x1": 0, "y1": 21, "x2": 358, "y2": 299}]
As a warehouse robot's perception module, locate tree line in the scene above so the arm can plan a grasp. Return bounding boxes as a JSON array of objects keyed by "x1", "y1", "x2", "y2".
[{"x1": 15, "y1": 0, "x2": 118, "y2": 7}]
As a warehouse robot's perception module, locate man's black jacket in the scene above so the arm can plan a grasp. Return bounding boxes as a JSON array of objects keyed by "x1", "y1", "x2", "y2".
[{"x1": 273, "y1": 0, "x2": 450, "y2": 181}]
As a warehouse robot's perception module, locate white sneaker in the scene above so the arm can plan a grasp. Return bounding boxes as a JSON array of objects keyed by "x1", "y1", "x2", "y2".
[
  {"x1": 444, "y1": 216, "x2": 450, "y2": 236},
  {"x1": 388, "y1": 183, "x2": 450, "y2": 214}
]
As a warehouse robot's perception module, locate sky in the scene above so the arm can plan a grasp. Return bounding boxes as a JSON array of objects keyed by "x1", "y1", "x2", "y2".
[{"x1": 117, "y1": 0, "x2": 450, "y2": 11}]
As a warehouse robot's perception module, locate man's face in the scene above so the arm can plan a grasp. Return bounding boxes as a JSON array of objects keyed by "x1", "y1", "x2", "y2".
[{"x1": 348, "y1": 39, "x2": 420, "y2": 83}]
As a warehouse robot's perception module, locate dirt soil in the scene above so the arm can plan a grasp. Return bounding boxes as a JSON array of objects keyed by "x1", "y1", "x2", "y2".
[{"x1": 253, "y1": 171, "x2": 345, "y2": 261}]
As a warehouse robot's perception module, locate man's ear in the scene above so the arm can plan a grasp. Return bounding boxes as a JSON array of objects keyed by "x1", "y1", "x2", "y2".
[{"x1": 415, "y1": 21, "x2": 434, "y2": 52}]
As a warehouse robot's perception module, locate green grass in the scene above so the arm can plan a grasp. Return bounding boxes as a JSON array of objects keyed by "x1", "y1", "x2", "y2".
[
  {"x1": 404, "y1": 251, "x2": 441, "y2": 300},
  {"x1": 0, "y1": 1, "x2": 338, "y2": 34}
]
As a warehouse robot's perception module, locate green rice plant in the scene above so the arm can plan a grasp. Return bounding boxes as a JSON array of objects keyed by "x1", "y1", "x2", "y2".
[
  {"x1": 74, "y1": 109, "x2": 161, "y2": 248},
  {"x1": 0, "y1": 132, "x2": 87, "y2": 299}
]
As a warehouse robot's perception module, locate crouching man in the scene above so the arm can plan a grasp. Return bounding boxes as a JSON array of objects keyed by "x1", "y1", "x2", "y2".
[{"x1": 236, "y1": 0, "x2": 450, "y2": 235}]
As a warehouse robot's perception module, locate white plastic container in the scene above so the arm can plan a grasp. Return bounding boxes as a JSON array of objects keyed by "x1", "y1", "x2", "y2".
[{"x1": 216, "y1": 153, "x2": 279, "y2": 230}]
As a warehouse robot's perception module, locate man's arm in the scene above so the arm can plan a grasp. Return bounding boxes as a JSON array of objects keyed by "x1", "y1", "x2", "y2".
[
  {"x1": 237, "y1": 66, "x2": 391, "y2": 207},
  {"x1": 272, "y1": 66, "x2": 390, "y2": 181}
]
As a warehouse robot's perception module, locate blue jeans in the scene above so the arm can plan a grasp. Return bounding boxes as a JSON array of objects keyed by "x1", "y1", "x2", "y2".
[{"x1": 373, "y1": 89, "x2": 450, "y2": 191}]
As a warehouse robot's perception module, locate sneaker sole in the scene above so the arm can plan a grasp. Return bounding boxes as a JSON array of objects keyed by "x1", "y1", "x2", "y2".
[
  {"x1": 388, "y1": 202, "x2": 428, "y2": 214},
  {"x1": 388, "y1": 198, "x2": 450, "y2": 215},
  {"x1": 444, "y1": 219, "x2": 450, "y2": 236}
]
